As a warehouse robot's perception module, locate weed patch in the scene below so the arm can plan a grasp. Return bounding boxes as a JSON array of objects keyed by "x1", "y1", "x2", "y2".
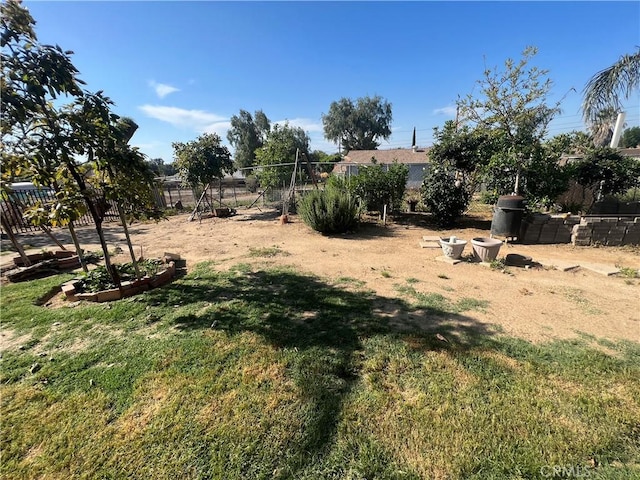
[{"x1": 247, "y1": 246, "x2": 289, "y2": 258}]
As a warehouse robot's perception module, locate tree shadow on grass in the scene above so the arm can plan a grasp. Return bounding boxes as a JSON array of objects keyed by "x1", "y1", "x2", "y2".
[{"x1": 145, "y1": 264, "x2": 497, "y2": 475}]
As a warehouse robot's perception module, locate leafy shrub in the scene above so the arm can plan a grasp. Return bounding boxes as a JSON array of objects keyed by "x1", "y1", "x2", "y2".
[
  {"x1": 421, "y1": 165, "x2": 471, "y2": 227},
  {"x1": 298, "y1": 185, "x2": 359, "y2": 234},
  {"x1": 524, "y1": 151, "x2": 573, "y2": 210},
  {"x1": 615, "y1": 187, "x2": 640, "y2": 202},
  {"x1": 325, "y1": 174, "x2": 350, "y2": 191},
  {"x1": 78, "y1": 266, "x2": 114, "y2": 293},
  {"x1": 350, "y1": 161, "x2": 408, "y2": 213},
  {"x1": 572, "y1": 147, "x2": 640, "y2": 209},
  {"x1": 77, "y1": 259, "x2": 165, "y2": 293},
  {"x1": 479, "y1": 190, "x2": 499, "y2": 205}
]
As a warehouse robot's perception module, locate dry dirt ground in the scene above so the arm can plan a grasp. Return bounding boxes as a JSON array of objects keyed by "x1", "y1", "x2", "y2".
[{"x1": 2, "y1": 207, "x2": 639, "y2": 344}]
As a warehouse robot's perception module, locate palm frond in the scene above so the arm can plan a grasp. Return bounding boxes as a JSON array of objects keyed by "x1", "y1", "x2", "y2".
[{"x1": 582, "y1": 49, "x2": 640, "y2": 124}]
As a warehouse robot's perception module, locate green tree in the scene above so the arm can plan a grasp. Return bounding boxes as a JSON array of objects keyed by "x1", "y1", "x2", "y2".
[
  {"x1": 621, "y1": 126, "x2": 640, "y2": 148},
  {"x1": 146, "y1": 158, "x2": 177, "y2": 177},
  {"x1": 308, "y1": 150, "x2": 342, "y2": 174},
  {"x1": 172, "y1": 133, "x2": 233, "y2": 190},
  {"x1": 254, "y1": 123, "x2": 310, "y2": 189},
  {"x1": 457, "y1": 46, "x2": 562, "y2": 194},
  {"x1": 1, "y1": 0, "x2": 160, "y2": 283},
  {"x1": 523, "y1": 139, "x2": 573, "y2": 209},
  {"x1": 582, "y1": 49, "x2": 640, "y2": 125},
  {"x1": 420, "y1": 121, "x2": 490, "y2": 226},
  {"x1": 481, "y1": 131, "x2": 588, "y2": 209},
  {"x1": 429, "y1": 120, "x2": 495, "y2": 194},
  {"x1": 572, "y1": 147, "x2": 640, "y2": 209},
  {"x1": 350, "y1": 161, "x2": 408, "y2": 213},
  {"x1": 322, "y1": 95, "x2": 392, "y2": 152},
  {"x1": 421, "y1": 163, "x2": 471, "y2": 228},
  {"x1": 226, "y1": 109, "x2": 271, "y2": 170}
]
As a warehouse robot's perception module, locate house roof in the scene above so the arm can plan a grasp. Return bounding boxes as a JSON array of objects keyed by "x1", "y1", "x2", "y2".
[
  {"x1": 341, "y1": 147, "x2": 431, "y2": 165},
  {"x1": 619, "y1": 147, "x2": 640, "y2": 158},
  {"x1": 560, "y1": 147, "x2": 640, "y2": 165}
]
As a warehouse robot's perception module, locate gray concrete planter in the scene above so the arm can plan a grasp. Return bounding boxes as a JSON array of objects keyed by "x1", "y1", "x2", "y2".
[
  {"x1": 439, "y1": 236, "x2": 467, "y2": 259},
  {"x1": 471, "y1": 237, "x2": 503, "y2": 263}
]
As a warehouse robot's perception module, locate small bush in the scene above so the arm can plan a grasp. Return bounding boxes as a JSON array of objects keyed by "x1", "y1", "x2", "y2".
[
  {"x1": 421, "y1": 165, "x2": 471, "y2": 227},
  {"x1": 298, "y1": 185, "x2": 359, "y2": 234}
]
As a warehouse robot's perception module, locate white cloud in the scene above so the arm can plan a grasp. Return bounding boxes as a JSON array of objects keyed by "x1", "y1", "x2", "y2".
[
  {"x1": 148, "y1": 80, "x2": 180, "y2": 99},
  {"x1": 132, "y1": 142, "x2": 161, "y2": 151},
  {"x1": 139, "y1": 105, "x2": 227, "y2": 129},
  {"x1": 433, "y1": 105, "x2": 457, "y2": 117},
  {"x1": 309, "y1": 136, "x2": 339, "y2": 154},
  {"x1": 202, "y1": 121, "x2": 232, "y2": 138}
]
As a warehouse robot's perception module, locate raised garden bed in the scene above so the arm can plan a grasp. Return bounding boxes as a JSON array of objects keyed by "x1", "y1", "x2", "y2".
[{"x1": 61, "y1": 258, "x2": 177, "y2": 303}]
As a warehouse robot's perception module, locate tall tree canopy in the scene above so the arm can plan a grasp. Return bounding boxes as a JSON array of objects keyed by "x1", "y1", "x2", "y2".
[
  {"x1": 172, "y1": 133, "x2": 233, "y2": 190},
  {"x1": 254, "y1": 123, "x2": 310, "y2": 189},
  {"x1": 582, "y1": 49, "x2": 640, "y2": 126},
  {"x1": 322, "y1": 95, "x2": 392, "y2": 152},
  {"x1": 226, "y1": 109, "x2": 271, "y2": 170},
  {"x1": 457, "y1": 46, "x2": 562, "y2": 194},
  {"x1": 1, "y1": 0, "x2": 159, "y2": 282}
]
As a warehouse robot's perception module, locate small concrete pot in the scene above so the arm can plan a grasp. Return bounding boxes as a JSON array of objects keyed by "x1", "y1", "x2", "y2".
[
  {"x1": 439, "y1": 236, "x2": 467, "y2": 259},
  {"x1": 471, "y1": 237, "x2": 503, "y2": 262}
]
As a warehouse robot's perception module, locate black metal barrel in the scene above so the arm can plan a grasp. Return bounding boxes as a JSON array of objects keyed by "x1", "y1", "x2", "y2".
[{"x1": 490, "y1": 195, "x2": 525, "y2": 238}]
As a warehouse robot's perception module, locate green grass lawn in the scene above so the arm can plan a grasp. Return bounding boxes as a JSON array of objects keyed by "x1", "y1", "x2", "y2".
[{"x1": 1, "y1": 262, "x2": 639, "y2": 479}]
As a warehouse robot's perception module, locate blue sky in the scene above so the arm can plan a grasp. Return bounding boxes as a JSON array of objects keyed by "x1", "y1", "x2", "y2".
[{"x1": 24, "y1": 1, "x2": 640, "y2": 163}]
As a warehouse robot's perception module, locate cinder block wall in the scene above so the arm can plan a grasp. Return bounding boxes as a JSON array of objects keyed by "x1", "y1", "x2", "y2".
[
  {"x1": 571, "y1": 217, "x2": 640, "y2": 246},
  {"x1": 519, "y1": 214, "x2": 581, "y2": 244},
  {"x1": 519, "y1": 214, "x2": 640, "y2": 246}
]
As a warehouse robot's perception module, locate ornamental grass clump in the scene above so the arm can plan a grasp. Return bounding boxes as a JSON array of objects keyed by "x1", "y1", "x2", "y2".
[{"x1": 298, "y1": 185, "x2": 359, "y2": 234}]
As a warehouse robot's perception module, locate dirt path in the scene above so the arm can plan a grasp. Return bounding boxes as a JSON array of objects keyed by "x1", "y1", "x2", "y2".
[{"x1": 2, "y1": 208, "x2": 639, "y2": 344}]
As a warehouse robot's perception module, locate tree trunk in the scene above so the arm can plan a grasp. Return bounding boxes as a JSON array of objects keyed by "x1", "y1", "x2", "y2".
[
  {"x1": 1, "y1": 213, "x2": 31, "y2": 266},
  {"x1": 65, "y1": 158, "x2": 119, "y2": 286},
  {"x1": 117, "y1": 203, "x2": 141, "y2": 280},
  {"x1": 67, "y1": 222, "x2": 88, "y2": 273},
  {"x1": 40, "y1": 225, "x2": 67, "y2": 250}
]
